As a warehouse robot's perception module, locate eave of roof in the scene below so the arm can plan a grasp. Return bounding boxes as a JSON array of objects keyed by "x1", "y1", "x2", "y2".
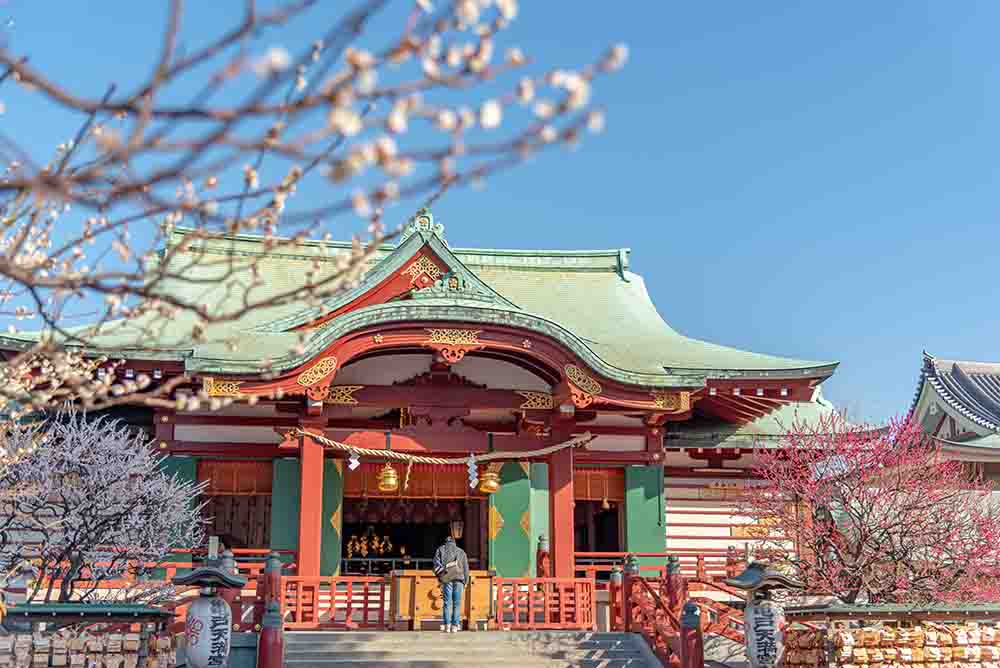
[{"x1": 912, "y1": 351, "x2": 1000, "y2": 432}]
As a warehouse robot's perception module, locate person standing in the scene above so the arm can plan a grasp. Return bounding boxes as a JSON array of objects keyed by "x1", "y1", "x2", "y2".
[{"x1": 432, "y1": 535, "x2": 470, "y2": 633}]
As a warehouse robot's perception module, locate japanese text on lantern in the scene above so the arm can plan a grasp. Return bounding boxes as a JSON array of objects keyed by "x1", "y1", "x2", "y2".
[
  {"x1": 746, "y1": 601, "x2": 784, "y2": 668},
  {"x1": 207, "y1": 599, "x2": 229, "y2": 667}
]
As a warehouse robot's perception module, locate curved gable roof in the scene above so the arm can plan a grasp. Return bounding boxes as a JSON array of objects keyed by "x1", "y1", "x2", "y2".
[{"x1": 913, "y1": 352, "x2": 1000, "y2": 432}]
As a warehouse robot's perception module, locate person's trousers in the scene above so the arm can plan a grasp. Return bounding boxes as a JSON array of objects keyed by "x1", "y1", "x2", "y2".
[{"x1": 442, "y1": 581, "x2": 465, "y2": 627}]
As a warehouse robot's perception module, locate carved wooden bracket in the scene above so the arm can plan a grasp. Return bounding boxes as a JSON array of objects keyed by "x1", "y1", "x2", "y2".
[{"x1": 422, "y1": 328, "x2": 485, "y2": 364}]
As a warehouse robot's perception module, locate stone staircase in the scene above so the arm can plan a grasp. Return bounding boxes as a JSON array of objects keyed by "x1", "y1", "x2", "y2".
[{"x1": 284, "y1": 630, "x2": 660, "y2": 668}]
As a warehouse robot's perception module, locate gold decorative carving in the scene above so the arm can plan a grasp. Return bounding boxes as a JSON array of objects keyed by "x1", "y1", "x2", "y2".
[
  {"x1": 519, "y1": 510, "x2": 531, "y2": 536},
  {"x1": 325, "y1": 385, "x2": 364, "y2": 405},
  {"x1": 517, "y1": 391, "x2": 553, "y2": 410},
  {"x1": 402, "y1": 256, "x2": 443, "y2": 285},
  {"x1": 489, "y1": 505, "x2": 505, "y2": 541},
  {"x1": 569, "y1": 386, "x2": 594, "y2": 409},
  {"x1": 330, "y1": 505, "x2": 342, "y2": 531},
  {"x1": 651, "y1": 391, "x2": 690, "y2": 412},
  {"x1": 296, "y1": 356, "x2": 338, "y2": 387},
  {"x1": 426, "y1": 328, "x2": 481, "y2": 346},
  {"x1": 564, "y1": 364, "x2": 602, "y2": 396},
  {"x1": 203, "y1": 376, "x2": 243, "y2": 397}
]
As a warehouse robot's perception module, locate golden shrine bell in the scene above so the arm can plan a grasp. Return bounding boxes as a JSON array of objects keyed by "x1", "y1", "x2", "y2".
[
  {"x1": 477, "y1": 467, "x2": 501, "y2": 494},
  {"x1": 377, "y1": 462, "x2": 400, "y2": 493}
]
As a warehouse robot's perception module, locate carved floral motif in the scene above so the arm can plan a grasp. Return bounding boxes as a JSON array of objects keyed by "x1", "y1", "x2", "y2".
[
  {"x1": 517, "y1": 391, "x2": 554, "y2": 410},
  {"x1": 296, "y1": 356, "x2": 338, "y2": 387},
  {"x1": 202, "y1": 377, "x2": 243, "y2": 397},
  {"x1": 426, "y1": 328, "x2": 481, "y2": 346},
  {"x1": 564, "y1": 364, "x2": 602, "y2": 396},
  {"x1": 651, "y1": 391, "x2": 690, "y2": 412},
  {"x1": 324, "y1": 385, "x2": 364, "y2": 405},
  {"x1": 402, "y1": 256, "x2": 443, "y2": 286}
]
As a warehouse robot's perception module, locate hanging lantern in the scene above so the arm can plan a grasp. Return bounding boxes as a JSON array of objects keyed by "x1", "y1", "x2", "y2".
[
  {"x1": 377, "y1": 462, "x2": 399, "y2": 493},
  {"x1": 601, "y1": 472, "x2": 612, "y2": 510},
  {"x1": 478, "y1": 465, "x2": 501, "y2": 494},
  {"x1": 450, "y1": 519, "x2": 464, "y2": 540}
]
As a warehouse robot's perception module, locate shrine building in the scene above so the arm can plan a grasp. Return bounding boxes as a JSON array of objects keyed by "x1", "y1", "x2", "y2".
[
  {"x1": 1, "y1": 210, "x2": 839, "y2": 580},
  {"x1": 910, "y1": 352, "x2": 1000, "y2": 477}
]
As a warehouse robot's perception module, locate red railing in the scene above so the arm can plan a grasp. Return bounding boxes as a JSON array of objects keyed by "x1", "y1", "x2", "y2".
[
  {"x1": 494, "y1": 577, "x2": 596, "y2": 630},
  {"x1": 574, "y1": 549, "x2": 744, "y2": 586},
  {"x1": 689, "y1": 596, "x2": 745, "y2": 643},
  {"x1": 281, "y1": 576, "x2": 390, "y2": 630},
  {"x1": 626, "y1": 576, "x2": 681, "y2": 667}
]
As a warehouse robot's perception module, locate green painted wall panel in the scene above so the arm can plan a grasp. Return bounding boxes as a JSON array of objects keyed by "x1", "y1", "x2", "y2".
[
  {"x1": 270, "y1": 458, "x2": 301, "y2": 557},
  {"x1": 159, "y1": 455, "x2": 197, "y2": 486},
  {"x1": 528, "y1": 463, "x2": 549, "y2": 575},
  {"x1": 320, "y1": 460, "x2": 344, "y2": 575},
  {"x1": 488, "y1": 462, "x2": 532, "y2": 577},
  {"x1": 625, "y1": 465, "x2": 665, "y2": 566}
]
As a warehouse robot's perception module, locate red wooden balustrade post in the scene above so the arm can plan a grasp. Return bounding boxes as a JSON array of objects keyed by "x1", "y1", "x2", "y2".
[
  {"x1": 664, "y1": 555, "x2": 687, "y2": 622},
  {"x1": 726, "y1": 546, "x2": 740, "y2": 579},
  {"x1": 219, "y1": 550, "x2": 242, "y2": 631},
  {"x1": 608, "y1": 565, "x2": 623, "y2": 632},
  {"x1": 621, "y1": 555, "x2": 640, "y2": 633},
  {"x1": 257, "y1": 552, "x2": 285, "y2": 668},
  {"x1": 678, "y1": 602, "x2": 704, "y2": 668}
]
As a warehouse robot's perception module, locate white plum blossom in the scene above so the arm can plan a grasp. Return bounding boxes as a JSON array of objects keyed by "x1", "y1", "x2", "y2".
[
  {"x1": 252, "y1": 46, "x2": 292, "y2": 77},
  {"x1": 0, "y1": 409, "x2": 206, "y2": 603},
  {"x1": 479, "y1": 99, "x2": 503, "y2": 129}
]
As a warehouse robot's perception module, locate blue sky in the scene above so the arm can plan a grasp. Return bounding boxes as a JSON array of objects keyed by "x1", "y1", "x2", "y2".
[{"x1": 2, "y1": 1, "x2": 998, "y2": 421}]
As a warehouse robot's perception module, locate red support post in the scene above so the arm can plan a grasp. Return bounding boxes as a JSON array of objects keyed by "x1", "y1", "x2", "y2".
[
  {"x1": 297, "y1": 432, "x2": 325, "y2": 577},
  {"x1": 548, "y1": 445, "x2": 575, "y2": 579},
  {"x1": 257, "y1": 553, "x2": 285, "y2": 668},
  {"x1": 679, "y1": 602, "x2": 705, "y2": 668}
]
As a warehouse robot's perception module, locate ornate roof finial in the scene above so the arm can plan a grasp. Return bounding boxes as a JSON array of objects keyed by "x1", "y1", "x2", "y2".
[{"x1": 401, "y1": 208, "x2": 446, "y2": 243}]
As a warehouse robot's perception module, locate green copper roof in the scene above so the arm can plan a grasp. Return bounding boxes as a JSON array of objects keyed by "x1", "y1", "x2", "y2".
[{"x1": 0, "y1": 212, "x2": 838, "y2": 387}]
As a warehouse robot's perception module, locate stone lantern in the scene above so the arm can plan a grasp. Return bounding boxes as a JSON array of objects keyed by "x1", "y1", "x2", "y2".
[
  {"x1": 724, "y1": 562, "x2": 804, "y2": 668},
  {"x1": 172, "y1": 555, "x2": 247, "y2": 668}
]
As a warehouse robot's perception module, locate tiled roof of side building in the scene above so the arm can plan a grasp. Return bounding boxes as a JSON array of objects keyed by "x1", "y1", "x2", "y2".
[
  {"x1": 0, "y1": 216, "x2": 838, "y2": 385},
  {"x1": 913, "y1": 352, "x2": 1000, "y2": 432}
]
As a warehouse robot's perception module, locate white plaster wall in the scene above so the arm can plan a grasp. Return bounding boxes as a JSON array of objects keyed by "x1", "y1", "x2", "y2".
[{"x1": 174, "y1": 425, "x2": 281, "y2": 443}]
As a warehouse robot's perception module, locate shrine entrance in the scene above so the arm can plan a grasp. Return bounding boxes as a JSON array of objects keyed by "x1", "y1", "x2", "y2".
[{"x1": 341, "y1": 463, "x2": 488, "y2": 575}]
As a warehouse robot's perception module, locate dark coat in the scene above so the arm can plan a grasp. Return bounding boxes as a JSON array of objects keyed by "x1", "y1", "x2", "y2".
[{"x1": 433, "y1": 537, "x2": 470, "y2": 585}]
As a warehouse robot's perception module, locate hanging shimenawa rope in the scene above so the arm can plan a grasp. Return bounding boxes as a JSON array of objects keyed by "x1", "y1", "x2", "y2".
[{"x1": 290, "y1": 428, "x2": 596, "y2": 465}]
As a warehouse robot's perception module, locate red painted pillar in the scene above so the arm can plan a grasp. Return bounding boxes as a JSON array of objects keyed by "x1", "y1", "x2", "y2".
[
  {"x1": 257, "y1": 552, "x2": 285, "y2": 668},
  {"x1": 548, "y1": 445, "x2": 575, "y2": 578},
  {"x1": 297, "y1": 434, "x2": 325, "y2": 577}
]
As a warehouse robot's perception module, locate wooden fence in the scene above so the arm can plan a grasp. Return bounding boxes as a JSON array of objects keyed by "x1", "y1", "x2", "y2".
[
  {"x1": 494, "y1": 577, "x2": 596, "y2": 630},
  {"x1": 281, "y1": 576, "x2": 390, "y2": 630}
]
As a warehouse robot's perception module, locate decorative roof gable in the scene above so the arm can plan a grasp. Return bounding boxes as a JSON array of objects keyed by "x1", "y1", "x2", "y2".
[{"x1": 259, "y1": 209, "x2": 517, "y2": 332}]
